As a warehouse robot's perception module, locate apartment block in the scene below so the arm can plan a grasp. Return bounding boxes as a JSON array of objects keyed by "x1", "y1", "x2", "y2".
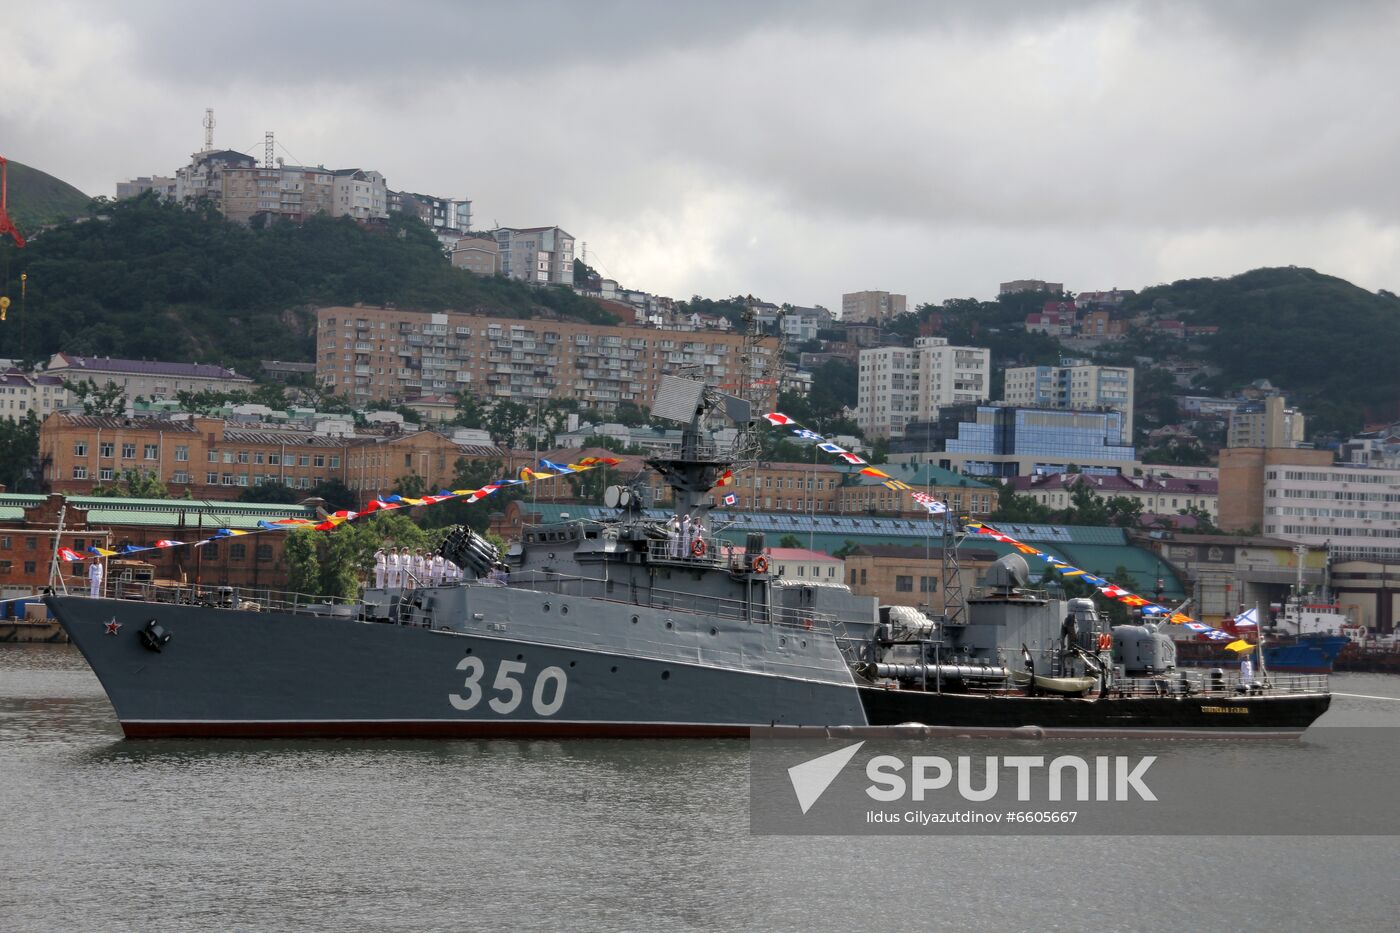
[
  {"x1": 219, "y1": 164, "x2": 336, "y2": 224},
  {"x1": 856, "y1": 337, "x2": 990, "y2": 439},
  {"x1": 1002, "y1": 358, "x2": 1135, "y2": 436},
  {"x1": 1227, "y1": 396, "x2": 1306, "y2": 448},
  {"x1": 115, "y1": 176, "x2": 176, "y2": 200},
  {"x1": 332, "y1": 169, "x2": 388, "y2": 221},
  {"x1": 46, "y1": 353, "x2": 254, "y2": 401},
  {"x1": 0, "y1": 369, "x2": 72, "y2": 420},
  {"x1": 450, "y1": 236, "x2": 501, "y2": 275},
  {"x1": 495, "y1": 226, "x2": 575, "y2": 285},
  {"x1": 315, "y1": 306, "x2": 779, "y2": 411},
  {"x1": 841, "y1": 291, "x2": 907, "y2": 325},
  {"x1": 174, "y1": 149, "x2": 257, "y2": 205},
  {"x1": 1218, "y1": 446, "x2": 1400, "y2": 563},
  {"x1": 999, "y1": 279, "x2": 1063, "y2": 296}
]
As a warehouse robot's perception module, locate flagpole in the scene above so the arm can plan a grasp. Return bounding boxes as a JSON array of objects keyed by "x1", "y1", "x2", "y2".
[
  {"x1": 1255, "y1": 599, "x2": 1268, "y2": 682},
  {"x1": 47, "y1": 502, "x2": 68, "y2": 595}
]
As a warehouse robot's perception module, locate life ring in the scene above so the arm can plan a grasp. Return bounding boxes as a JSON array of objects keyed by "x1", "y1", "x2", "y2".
[
  {"x1": 1097, "y1": 632, "x2": 1112, "y2": 651},
  {"x1": 690, "y1": 538, "x2": 707, "y2": 558},
  {"x1": 751, "y1": 555, "x2": 769, "y2": 574}
]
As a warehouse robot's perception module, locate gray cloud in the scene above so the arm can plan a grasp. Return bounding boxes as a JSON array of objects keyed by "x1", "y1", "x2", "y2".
[{"x1": 2, "y1": 0, "x2": 1397, "y2": 307}]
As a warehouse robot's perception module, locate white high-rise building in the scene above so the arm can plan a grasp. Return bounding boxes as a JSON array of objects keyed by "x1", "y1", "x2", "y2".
[
  {"x1": 494, "y1": 226, "x2": 575, "y2": 285},
  {"x1": 1002, "y1": 358, "x2": 1136, "y2": 437},
  {"x1": 857, "y1": 337, "x2": 990, "y2": 438},
  {"x1": 331, "y1": 169, "x2": 388, "y2": 221}
]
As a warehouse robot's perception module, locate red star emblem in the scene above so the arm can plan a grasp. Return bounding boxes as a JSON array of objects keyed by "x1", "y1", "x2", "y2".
[{"x1": 104, "y1": 618, "x2": 122, "y2": 635}]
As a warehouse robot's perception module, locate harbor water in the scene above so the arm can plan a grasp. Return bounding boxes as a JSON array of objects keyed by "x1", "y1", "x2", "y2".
[{"x1": 2, "y1": 645, "x2": 1398, "y2": 932}]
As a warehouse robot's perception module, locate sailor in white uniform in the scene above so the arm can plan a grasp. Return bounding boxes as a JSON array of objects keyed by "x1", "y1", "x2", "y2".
[
  {"x1": 430, "y1": 553, "x2": 445, "y2": 586},
  {"x1": 88, "y1": 558, "x2": 104, "y2": 598},
  {"x1": 373, "y1": 549, "x2": 387, "y2": 589},
  {"x1": 386, "y1": 548, "x2": 402, "y2": 589}
]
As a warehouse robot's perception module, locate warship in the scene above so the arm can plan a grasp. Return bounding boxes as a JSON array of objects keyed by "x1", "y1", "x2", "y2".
[{"x1": 47, "y1": 375, "x2": 1330, "y2": 738}]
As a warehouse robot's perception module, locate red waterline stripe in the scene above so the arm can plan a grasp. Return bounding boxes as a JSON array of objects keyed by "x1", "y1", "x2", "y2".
[{"x1": 121, "y1": 720, "x2": 754, "y2": 739}]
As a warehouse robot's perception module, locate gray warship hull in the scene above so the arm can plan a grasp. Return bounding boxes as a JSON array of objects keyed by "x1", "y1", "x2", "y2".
[
  {"x1": 49, "y1": 588, "x2": 869, "y2": 738},
  {"x1": 43, "y1": 374, "x2": 1331, "y2": 739}
]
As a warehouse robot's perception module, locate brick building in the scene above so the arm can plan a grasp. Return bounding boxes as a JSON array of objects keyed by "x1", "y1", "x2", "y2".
[
  {"x1": 495, "y1": 453, "x2": 994, "y2": 521},
  {"x1": 315, "y1": 306, "x2": 778, "y2": 411},
  {"x1": 40, "y1": 414, "x2": 508, "y2": 500},
  {"x1": 0, "y1": 493, "x2": 317, "y2": 596},
  {"x1": 843, "y1": 543, "x2": 1000, "y2": 611}
]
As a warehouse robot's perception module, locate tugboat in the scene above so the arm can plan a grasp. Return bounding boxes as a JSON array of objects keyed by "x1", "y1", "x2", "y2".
[{"x1": 45, "y1": 375, "x2": 1330, "y2": 738}]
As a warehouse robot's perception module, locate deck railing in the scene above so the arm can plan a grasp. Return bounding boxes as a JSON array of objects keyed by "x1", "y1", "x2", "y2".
[
  {"x1": 92, "y1": 569, "x2": 838, "y2": 635},
  {"x1": 1111, "y1": 671, "x2": 1329, "y2": 697}
]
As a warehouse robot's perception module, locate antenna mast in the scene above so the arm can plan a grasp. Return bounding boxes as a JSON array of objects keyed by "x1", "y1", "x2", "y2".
[
  {"x1": 264, "y1": 132, "x2": 275, "y2": 169},
  {"x1": 203, "y1": 108, "x2": 216, "y2": 151}
]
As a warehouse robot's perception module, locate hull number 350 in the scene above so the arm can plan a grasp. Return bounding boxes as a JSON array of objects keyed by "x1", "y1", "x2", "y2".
[{"x1": 449, "y1": 657, "x2": 568, "y2": 717}]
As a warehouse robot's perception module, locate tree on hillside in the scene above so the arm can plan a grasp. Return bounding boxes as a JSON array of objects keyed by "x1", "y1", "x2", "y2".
[
  {"x1": 0, "y1": 193, "x2": 617, "y2": 374},
  {"x1": 89, "y1": 468, "x2": 170, "y2": 499},
  {"x1": 486, "y1": 401, "x2": 530, "y2": 446},
  {"x1": 64, "y1": 378, "x2": 126, "y2": 416},
  {"x1": 989, "y1": 483, "x2": 1054, "y2": 524},
  {"x1": 452, "y1": 393, "x2": 487, "y2": 429},
  {"x1": 238, "y1": 482, "x2": 302, "y2": 505},
  {"x1": 416, "y1": 458, "x2": 520, "y2": 532},
  {"x1": 0, "y1": 413, "x2": 42, "y2": 492}
]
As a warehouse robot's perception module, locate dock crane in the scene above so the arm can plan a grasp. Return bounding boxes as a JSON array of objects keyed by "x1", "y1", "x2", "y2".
[
  {"x1": 0, "y1": 156, "x2": 26, "y2": 248},
  {"x1": 0, "y1": 155, "x2": 25, "y2": 323}
]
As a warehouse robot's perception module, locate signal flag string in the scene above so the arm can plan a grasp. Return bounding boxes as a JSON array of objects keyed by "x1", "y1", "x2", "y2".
[
  {"x1": 56, "y1": 456, "x2": 623, "y2": 565},
  {"x1": 755, "y1": 410, "x2": 1240, "y2": 645}
]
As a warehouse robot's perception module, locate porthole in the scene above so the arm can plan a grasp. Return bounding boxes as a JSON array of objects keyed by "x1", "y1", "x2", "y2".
[
  {"x1": 568, "y1": 661, "x2": 576, "y2": 668},
  {"x1": 516, "y1": 653, "x2": 524, "y2": 661},
  {"x1": 464, "y1": 647, "x2": 474, "y2": 655},
  {"x1": 560, "y1": 605, "x2": 569, "y2": 616},
  {"x1": 631, "y1": 615, "x2": 640, "y2": 624},
  {"x1": 665, "y1": 621, "x2": 673, "y2": 630},
  {"x1": 710, "y1": 627, "x2": 718, "y2": 636},
  {"x1": 610, "y1": 665, "x2": 618, "y2": 673},
  {"x1": 661, "y1": 670, "x2": 671, "y2": 681},
  {"x1": 542, "y1": 602, "x2": 551, "y2": 611}
]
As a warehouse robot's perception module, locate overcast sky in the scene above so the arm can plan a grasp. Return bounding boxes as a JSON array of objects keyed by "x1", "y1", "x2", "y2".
[{"x1": 5, "y1": 0, "x2": 1399, "y2": 307}]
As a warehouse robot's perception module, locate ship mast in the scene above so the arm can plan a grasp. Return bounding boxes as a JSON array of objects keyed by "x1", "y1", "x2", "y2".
[{"x1": 645, "y1": 312, "x2": 777, "y2": 520}]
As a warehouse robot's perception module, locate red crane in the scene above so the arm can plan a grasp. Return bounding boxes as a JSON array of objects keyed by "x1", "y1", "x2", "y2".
[{"x1": 0, "y1": 156, "x2": 27, "y2": 248}]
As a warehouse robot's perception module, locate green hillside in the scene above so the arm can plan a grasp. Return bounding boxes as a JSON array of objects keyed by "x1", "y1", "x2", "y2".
[
  {"x1": 2, "y1": 159, "x2": 91, "y2": 232},
  {"x1": 1122, "y1": 267, "x2": 1400, "y2": 432},
  {"x1": 0, "y1": 194, "x2": 617, "y2": 374}
]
